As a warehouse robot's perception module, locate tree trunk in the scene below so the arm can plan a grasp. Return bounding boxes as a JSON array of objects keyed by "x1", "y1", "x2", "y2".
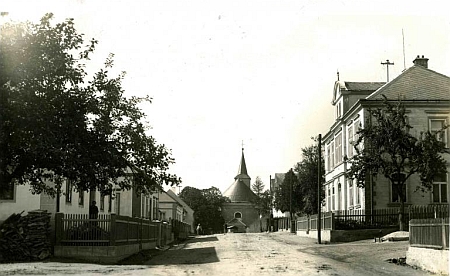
[
  {"x1": 399, "y1": 201, "x2": 404, "y2": 231},
  {"x1": 399, "y1": 183, "x2": 405, "y2": 231}
]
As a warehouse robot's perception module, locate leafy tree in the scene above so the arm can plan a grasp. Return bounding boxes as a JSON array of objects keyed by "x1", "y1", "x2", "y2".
[
  {"x1": 179, "y1": 186, "x2": 229, "y2": 233},
  {"x1": 178, "y1": 187, "x2": 204, "y2": 211},
  {"x1": 251, "y1": 176, "x2": 265, "y2": 196},
  {"x1": 294, "y1": 144, "x2": 325, "y2": 215},
  {"x1": 274, "y1": 169, "x2": 299, "y2": 215},
  {"x1": 0, "y1": 14, "x2": 180, "y2": 198},
  {"x1": 273, "y1": 144, "x2": 325, "y2": 217},
  {"x1": 346, "y1": 97, "x2": 447, "y2": 230},
  {"x1": 251, "y1": 176, "x2": 272, "y2": 231}
]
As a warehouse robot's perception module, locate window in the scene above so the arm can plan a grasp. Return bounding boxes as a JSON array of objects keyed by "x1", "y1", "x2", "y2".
[
  {"x1": 0, "y1": 182, "x2": 14, "y2": 200},
  {"x1": 115, "y1": 193, "x2": 121, "y2": 215},
  {"x1": 335, "y1": 132, "x2": 342, "y2": 164},
  {"x1": 326, "y1": 144, "x2": 332, "y2": 172},
  {"x1": 146, "y1": 197, "x2": 151, "y2": 218},
  {"x1": 330, "y1": 141, "x2": 335, "y2": 169},
  {"x1": 327, "y1": 187, "x2": 331, "y2": 211},
  {"x1": 153, "y1": 197, "x2": 158, "y2": 220},
  {"x1": 78, "y1": 191, "x2": 84, "y2": 206},
  {"x1": 353, "y1": 119, "x2": 361, "y2": 151},
  {"x1": 141, "y1": 196, "x2": 146, "y2": 217},
  {"x1": 234, "y1": 212, "x2": 242, "y2": 219},
  {"x1": 391, "y1": 173, "x2": 407, "y2": 203},
  {"x1": 430, "y1": 119, "x2": 447, "y2": 147},
  {"x1": 433, "y1": 173, "x2": 448, "y2": 203},
  {"x1": 336, "y1": 102, "x2": 342, "y2": 119},
  {"x1": 149, "y1": 197, "x2": 153, "y2": 219},
  {"x1": 349, "y1": 180, "x2": 354, "y2": 207},
  {"x1": 355, "y1": 187, "x2": 360, "y2": 206},
  {"x1": 332, "y1": 185, "x2": 335, "y2": 211},
  {"x1": 337, "y1": 183, "x2": 341, "y2": 210},
  {"x1": 108, "y1": 193, "x2": 112, "y2": 213},
  {"x1": 100, "y1": 194, "x2": 105, "y2": 211},
  {"x1": 347, "y1": 124, "x2": 354, "y2": 157},
  {"x1": 65, "y1": 180, "x2": 72, "y2": 203}
]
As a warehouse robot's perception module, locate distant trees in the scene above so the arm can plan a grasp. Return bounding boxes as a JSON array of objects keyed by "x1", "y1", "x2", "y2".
[
  {"x1": 346, "y1": 98, "x2": 447, "y2": 230},
  {"x1": 179, "y1": 186, "x2": 229, "y2": 233},
  {"x1": 0, "y1": 14, "x2": 180, "y2": 198},
  {"x1": 274, "y1": 144, "x2": 325, "y2": 216}
]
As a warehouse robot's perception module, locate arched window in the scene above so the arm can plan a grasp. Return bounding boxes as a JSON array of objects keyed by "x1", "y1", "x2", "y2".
[{"x1": 234, "y1": 212, "x2": 242, "y2": 219}]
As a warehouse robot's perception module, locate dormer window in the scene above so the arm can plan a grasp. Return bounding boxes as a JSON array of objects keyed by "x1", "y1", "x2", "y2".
[{"x1": 336, "y1": 102, "x2": 342, "y2": 119}]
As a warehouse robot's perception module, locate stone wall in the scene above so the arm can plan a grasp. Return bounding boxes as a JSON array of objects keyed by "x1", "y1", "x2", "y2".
[{"x1": 407, "y1": 246, "x2": 449, "y2": 275}]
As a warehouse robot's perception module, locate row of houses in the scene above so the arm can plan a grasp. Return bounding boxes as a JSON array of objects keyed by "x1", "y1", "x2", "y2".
[
  {"x1": 0, "y1": 177, "x2": 195, "y2": 233},
  {"x1": 271, "y1": 55, "x2": 449, "y2": 220}
]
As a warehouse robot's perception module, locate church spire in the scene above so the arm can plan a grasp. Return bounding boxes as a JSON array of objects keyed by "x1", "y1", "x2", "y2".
[
  {"x1": 235, "y1": 144, "x2": 251, "y2": 187},
  {"x1": 237, "y1": 147, "x2": 248, "y2": 176}
]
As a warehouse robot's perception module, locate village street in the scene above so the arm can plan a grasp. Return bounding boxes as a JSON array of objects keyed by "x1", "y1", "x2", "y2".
[{"x1": 0, "y1": 231, "x2": 433, "y2": 276}]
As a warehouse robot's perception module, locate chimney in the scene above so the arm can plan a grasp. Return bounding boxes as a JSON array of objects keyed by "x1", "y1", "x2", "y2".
[{"x1": 413, "y1": 55, "x2": 429, "y2": 68}]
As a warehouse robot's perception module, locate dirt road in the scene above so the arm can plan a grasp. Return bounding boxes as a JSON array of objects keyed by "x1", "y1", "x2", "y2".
[
  {"x1": 0, "y1": 232, "x2": 432, "y2": 275},
  {"x1": 139, "y1": 232, "x2": 431, "y2": 276}
]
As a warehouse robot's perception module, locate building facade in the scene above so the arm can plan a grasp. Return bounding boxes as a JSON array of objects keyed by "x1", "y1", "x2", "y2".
[
  {"x1": 323, "y1": 56, "x2": 449, "y2": 213},
  {"x1": 159, "y1": 189, "x2": 195, "y2": 233},
  {"x1": 0, "y1": 175, "x2": 160, "y2": 223}
]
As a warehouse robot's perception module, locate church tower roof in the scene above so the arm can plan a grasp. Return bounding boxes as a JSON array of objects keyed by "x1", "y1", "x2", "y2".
[
  {"x1": 223, "y1": 179, "x2": 256, "y2": 202},
  {"x1": 223, "y1": 146, "x2": 254, "y2": 202},
  {"x1": 235, "y1": 148, "x2": 250, "y2": 181}
]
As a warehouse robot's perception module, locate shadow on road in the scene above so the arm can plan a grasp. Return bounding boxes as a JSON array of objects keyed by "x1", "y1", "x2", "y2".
[
  {"x1": 145, "y1": 246, "x2": 219, "y2": 265},
  {"x1": 187, "y1": 236, "x2": 219, "y2": 244}
]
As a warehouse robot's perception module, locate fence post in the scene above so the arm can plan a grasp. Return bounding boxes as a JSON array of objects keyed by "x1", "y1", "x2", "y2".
[
  {"x1": 110, "y1": 214, "x2": 116, "y2": 246},
  {"x1": 55, "y1": 213, "x2": 64, "y2": 246},
  {"x1": 139, "y1": 218, "x2": 143, "y2": 250},
  {"x1": 442, "y1": 218, "x2": 447, "y2": 249}
]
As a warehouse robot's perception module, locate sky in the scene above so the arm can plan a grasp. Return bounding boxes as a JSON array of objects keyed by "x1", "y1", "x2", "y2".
[{"x1": 3, "y1": 0, "x2": 450, "y2": 193}]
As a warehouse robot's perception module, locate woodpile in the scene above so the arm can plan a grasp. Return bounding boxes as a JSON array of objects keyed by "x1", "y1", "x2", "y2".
[{"x1": 0, "y1": 210, "x2": 52, "y2": 262}]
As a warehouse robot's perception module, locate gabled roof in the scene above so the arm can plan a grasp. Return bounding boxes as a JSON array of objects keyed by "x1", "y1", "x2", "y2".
[
  {"x1": 333, "y1": 81, "x2": 385, "y2": 103},
  {"x1": 367, "y1": 65, "x2": 450, "y2": 100},
  {"x1": 345, "y1": 82, "x2": 386, "y2": 91},
  {"x1": 226, "y1": 218, "x2": 247, "y2": 227},
  {"x1": 223, "y1": 179, "x2": 256, "y2": 202},
  {"x1": 165, "y1": 189, "x2": 194, "y2": 213}
]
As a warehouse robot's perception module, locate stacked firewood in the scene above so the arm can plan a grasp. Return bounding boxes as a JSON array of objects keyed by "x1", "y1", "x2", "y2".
[{"x1": 0, "y1": 210, "x2": 52, "y2": 262}]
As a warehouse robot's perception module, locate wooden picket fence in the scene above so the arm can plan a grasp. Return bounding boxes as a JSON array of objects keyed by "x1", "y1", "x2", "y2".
[
  {"x1": 55, "y1": 213, "x2": 188, "y2": 247},
  {"x1": 409, "y1": 218, "x2": 449, "y2": 250},
  {"x1": 296, "y1": 212, "x2": 334, "y2": 231}
]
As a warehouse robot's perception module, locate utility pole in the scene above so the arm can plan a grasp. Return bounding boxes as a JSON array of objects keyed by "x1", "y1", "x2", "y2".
[
  {"x1": 290, "y1": 169, "x2": 294, "y2": 233},
  {"x1": 381, "y1": 60, "x2": 394, "y2": 82},
  {"x1": 317, "y1": 134, "x2": 322, "y2": 244},
  {"x1": 269, "y1": 175, "x2": 272, "y2": 232}
]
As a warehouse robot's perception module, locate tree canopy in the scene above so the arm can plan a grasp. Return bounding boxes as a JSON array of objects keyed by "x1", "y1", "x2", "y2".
[
  {"x1": 251, "y1": 176, "x2": 265, "y2": 197},
  {"x1": 274, "y1": 144, "x2": 325, "y2": 216},
  {"x1": 294, "y1": 145, "x2": 325, "y2": 215},
  {"x1": 179, "y1": 186, "x2": 229, "y2": 233},
  {"x1": 0, "y1": 14, "x2": 180, "y2": 197},
  {"x1": 274, "y1": 169, "x2": 298, "y2": 214},
  {"x1": 251, "y1": 176, "x2": 272, "y2": 217},
  {"x1": 346, "y1": 97, "x2": 447, "y2": 229}
]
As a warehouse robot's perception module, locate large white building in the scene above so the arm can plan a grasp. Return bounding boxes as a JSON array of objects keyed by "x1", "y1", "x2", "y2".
[{"x1": 323, "y1": 55, "x2": 449, "y2": 213}]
